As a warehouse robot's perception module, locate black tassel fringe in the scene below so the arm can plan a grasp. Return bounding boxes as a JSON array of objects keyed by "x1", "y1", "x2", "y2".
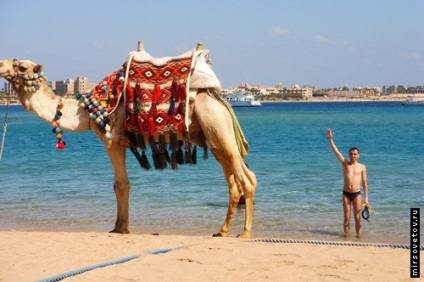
[
  {"x1": 203, "y1": 145, "x2": 209, "y2": 160},
  {"x1": 170, "y1": 131, "x2": 179, "y2": 170},
  {"x1": 126, "y1": 131, "x2": 138, "y2": 147},
  {"x1": 130, "y1": 147, "x2": 149, "y2": 171},
  {"x1": 158, "y1": 134, "x2": 168, "y2": 169},
  {"x1": 184, "y1": 131, "x2": 192, "y2": 164},
  {"x1": 136, "y1": 134, "x2": 147, "y2": 150},
  {"x1": 127, "y1": 131, "x2": 207, "y2": 170},
  {"x1": 127, "y1": 131, "x2": 151, "y2": 170},
  {"x1": 140, "y1": 150, "x2": 151, "y2": 170},
  {"x1": 184, "y1": 141, "x2": 192, "y2": 164},
  {"x1": 136, "y1": 134, "x2": 151, "y2": 170},
  {"x1": 149, "y1": 136, "x2": 162, "y2": 169},
  {"x1": 176, "y1": 140, "x2": 184, "y2": 164},
  {"x1": 191, "y1": 146, "x2": 197, "y2": 164}
]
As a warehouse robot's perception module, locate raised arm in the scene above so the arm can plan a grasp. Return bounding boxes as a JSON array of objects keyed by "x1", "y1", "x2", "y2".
[{"x1": 326, "y1": 128, "x2": 346, "y2": 164}]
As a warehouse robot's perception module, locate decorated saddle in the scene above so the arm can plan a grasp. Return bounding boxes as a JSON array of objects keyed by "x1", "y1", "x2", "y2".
[{"x1": 76, "y1": 43, "x2": 221, "y2": 170}]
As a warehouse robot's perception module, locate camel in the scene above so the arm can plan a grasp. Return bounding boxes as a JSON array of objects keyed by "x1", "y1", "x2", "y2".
[{"x1": 0, "y1": 41, "x2": 257, "y2": 238}]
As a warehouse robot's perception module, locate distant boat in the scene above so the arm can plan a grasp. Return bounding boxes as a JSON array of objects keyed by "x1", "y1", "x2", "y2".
[
  {"x1": 225, "y1": 93, "x2": 262, "y2": 107},
  {"x1": 401, "y1": 96, "x2": 424, "y2": 106}
]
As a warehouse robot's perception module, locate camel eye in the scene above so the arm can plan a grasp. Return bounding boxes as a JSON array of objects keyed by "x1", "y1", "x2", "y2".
[{"x1": 18, "y1": 66, "x2": 27, "y2": 72}]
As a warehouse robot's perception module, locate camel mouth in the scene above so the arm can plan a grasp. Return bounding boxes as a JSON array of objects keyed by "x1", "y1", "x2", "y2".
[
  {"x1": 0, "y1": 61, "x2": 14, "y2": 78},
  {"x1": 0, "y1": 70, "x2": 14, "y2": 80}
]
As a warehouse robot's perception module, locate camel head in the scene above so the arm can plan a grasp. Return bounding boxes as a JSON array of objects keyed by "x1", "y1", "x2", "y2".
[
  {"x1": 0, "y1": 58, "x2": 45, "y2": 91},
  {"x1": 0, "y1": 59, "x2": 47, "y2": 109}
]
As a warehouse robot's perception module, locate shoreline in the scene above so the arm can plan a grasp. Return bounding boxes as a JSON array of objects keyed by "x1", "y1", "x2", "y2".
[
  {"x1": 0, "y1": 96, "x2": 414, "y2": 106},
  {"x1": 1, "y1": 230, "x2": 419, "y2": 281},
  {"x1": 261, "y1": 98, "x2": 405, "y2": 103},
  {"x1": 259, "y1": 95, "x2": 417, "y2": 102},
  {"x1": 0, "y1": 222, "x2": 412, "y2": 246}
]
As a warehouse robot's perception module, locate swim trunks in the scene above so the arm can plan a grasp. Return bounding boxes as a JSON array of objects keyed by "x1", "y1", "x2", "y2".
[{"x1": 343, "y1": 190, "x2": 361, "y2": 201}]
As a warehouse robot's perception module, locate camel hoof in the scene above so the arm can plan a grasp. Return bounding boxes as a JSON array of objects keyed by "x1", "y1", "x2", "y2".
[
  {"x1": 236, "y1": 231, "x2": 251, "y2": 239},
  {"x1": 109, "y1": 228, "x2": 130, "y2": 234},
  {"x1": 212, "y1": 232, "x2": 228, "y2": 237}
]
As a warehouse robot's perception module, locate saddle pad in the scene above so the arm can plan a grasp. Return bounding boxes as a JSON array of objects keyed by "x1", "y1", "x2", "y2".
[{"x1": 75, "y1": 47, "x2": 221, "y2": 170}]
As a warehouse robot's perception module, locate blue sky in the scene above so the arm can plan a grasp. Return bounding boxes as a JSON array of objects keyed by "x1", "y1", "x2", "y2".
[{"x1": 1, "y1": 0, "x2": 423, "y2": 89}]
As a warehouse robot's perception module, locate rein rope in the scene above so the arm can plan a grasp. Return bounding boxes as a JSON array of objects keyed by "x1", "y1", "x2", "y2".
[{"x1": 0, "y1": 95, "x2": 10, "y2": 160}]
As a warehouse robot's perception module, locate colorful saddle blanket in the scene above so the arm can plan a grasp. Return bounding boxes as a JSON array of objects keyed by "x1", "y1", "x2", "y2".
[{"x1": 76, "y1": 47, "x2": 221, "y2": 170}]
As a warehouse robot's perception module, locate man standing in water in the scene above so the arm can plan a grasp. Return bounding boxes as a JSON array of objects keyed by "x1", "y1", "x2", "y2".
[{"x1": 326, "y1": 128, "x2": 369, "y2": 238}]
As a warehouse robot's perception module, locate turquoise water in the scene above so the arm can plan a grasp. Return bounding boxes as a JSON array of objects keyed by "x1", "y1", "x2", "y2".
[{"x1": 0, "y1": 101, "x2": 423, "y2": 244}]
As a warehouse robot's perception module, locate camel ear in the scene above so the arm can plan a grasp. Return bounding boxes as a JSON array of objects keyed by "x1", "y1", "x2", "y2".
[{"x1": 33, "y1": 64, "x2": 43, "y2": 73}]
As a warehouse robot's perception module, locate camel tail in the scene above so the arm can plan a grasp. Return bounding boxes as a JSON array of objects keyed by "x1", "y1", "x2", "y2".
[{"x1": 206, "y1": 88, "x2": 249, "y2": 157}]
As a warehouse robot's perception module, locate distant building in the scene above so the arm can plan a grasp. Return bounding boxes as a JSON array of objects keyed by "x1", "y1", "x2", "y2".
[
  {"x1": 50, "y1": 81, "x2": 56, "y2": 92},
  {"x1": 383, "y1": 85, "x2": 407, "y2": 94},
  {"x1": 3, "y1": 76, "x2": 98, "y2": 98},
  {"x1": 382, "y1": 85, "x2": 423, "y2": 95},
  {"x1": 281, "y1": 85, "x2": 313, "y2": 99},
  {"x1": 397, "y1": 85, "x2": 408, "y2": 93},
  {"x1": 3, "y1": 82, "x2": 16, "y2": 96},
  {"x1": 325, "y1": 90, "x2": 360, "y2": 98},
  {"x1": 407, "y1": 85, "x2": 424, "y2": 93},
  {"x1": 265, "y1": 87, "x2": 278, "y2": 95},
  {"x1": 55, "y1": 78, "x2": 74, "y2": 96},
  {"x1": 239, "y1": 82, "x2": 269, "y2": 95},
  {"x1": 74, "y1": 77, "x2": 97, "y2": 95}
]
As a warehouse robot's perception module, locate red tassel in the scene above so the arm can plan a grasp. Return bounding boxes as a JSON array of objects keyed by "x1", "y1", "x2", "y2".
[
  {"x1": 137, "y1": 115, "x2": 145, "y2": 133},
  {"x1": 56, "y1": 139, "x2": 66, "y2": 150},
  {"x1": 149, "y1": 102, "x2": 157, "y2": 118},
  {"x1": 178, "y1": 118, "x2": 186, "y2": 133},
  {"x1": 126, "y1": 84, "x2": 134, "y2": 101},
  {"x1": 171, "y1": 80, "x2": 178, "y2": 98},
  {"x1": 177, "y1": 84, "x2": 186, "y2": 101},
  {"x1": 135, "y1": 82, "x2": 142, "y2": 99},
  {"x1": 149, "y1": 82, "x2": 160, "y2": 118},
  {"x1": 148, "y1": 117, "x2": 155, "y2": 136},
  {"x1": 153, "y1": 81, "x2": 161, "y2": 101},
  {"x1": 168, "y1": 80, "x2": 178, "y2": 116},
  {"x1": 135, "y1": 81, "x2": 145, "y2": 108}
]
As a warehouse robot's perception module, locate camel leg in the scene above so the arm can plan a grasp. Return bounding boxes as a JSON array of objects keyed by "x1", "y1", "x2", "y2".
[
  {"x1": 210, "y1": 167, "x2": 240, "y2": 237},
  {"x1": 194, "y1": 92, "x2": 257, "y2": 238},
  {"x1": 105, "y1": 142, "x2": 130, "y2": 234},
  {"x1": 212, "y1": 164, "x2": 247, "y2": 237},
  {"x1": 237, "y1": 165, "x2": 256, "y2": 238},
  {"x1": 212, "y1": 153, "x2": 256, "y2": 238}
]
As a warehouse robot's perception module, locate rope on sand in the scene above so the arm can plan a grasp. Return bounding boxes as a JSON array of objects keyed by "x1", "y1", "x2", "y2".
[
  {"x1": 251, "y1": 238, "x2": 424, "y2": 250},
  {"x1": 31, "y1": 238, "x2": 424, "y2": 281},
  {"x1": 36, "y1": 246, "x2": 185, "y2": 282}
]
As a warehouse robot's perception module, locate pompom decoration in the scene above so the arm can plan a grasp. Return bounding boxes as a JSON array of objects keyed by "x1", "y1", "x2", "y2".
[
  {"x1": 17, "y1": 70, "x2": 47, "y2": 94},
  {"x1": 75, "y1": 79, "x2": 114, "y2": 140},
  {"x1": 52, "y1": 98, "x2": 66, "y2": 150},
  {"x1": 73, "y1": 68, "x2": 127, "y2": 142}
]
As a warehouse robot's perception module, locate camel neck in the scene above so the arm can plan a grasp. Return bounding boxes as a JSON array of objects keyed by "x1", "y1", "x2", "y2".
[{"x1": 24, "y1": 84, "x2": 90, "y2": 132}]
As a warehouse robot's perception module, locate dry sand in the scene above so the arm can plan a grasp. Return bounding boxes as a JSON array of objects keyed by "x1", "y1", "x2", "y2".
[{"x1": 1, "y1": 231, "x2": 420, "y2": 281}]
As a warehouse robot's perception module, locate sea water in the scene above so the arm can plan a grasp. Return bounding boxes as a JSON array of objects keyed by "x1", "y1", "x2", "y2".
[{"x1": 0, "y1": 101, "x2": 423, "y2": 244}]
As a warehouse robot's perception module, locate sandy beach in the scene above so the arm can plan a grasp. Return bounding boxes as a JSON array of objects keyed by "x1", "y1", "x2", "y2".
[{"x1": 0, "y1": 231, "x2": 420, "y2": 281}]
